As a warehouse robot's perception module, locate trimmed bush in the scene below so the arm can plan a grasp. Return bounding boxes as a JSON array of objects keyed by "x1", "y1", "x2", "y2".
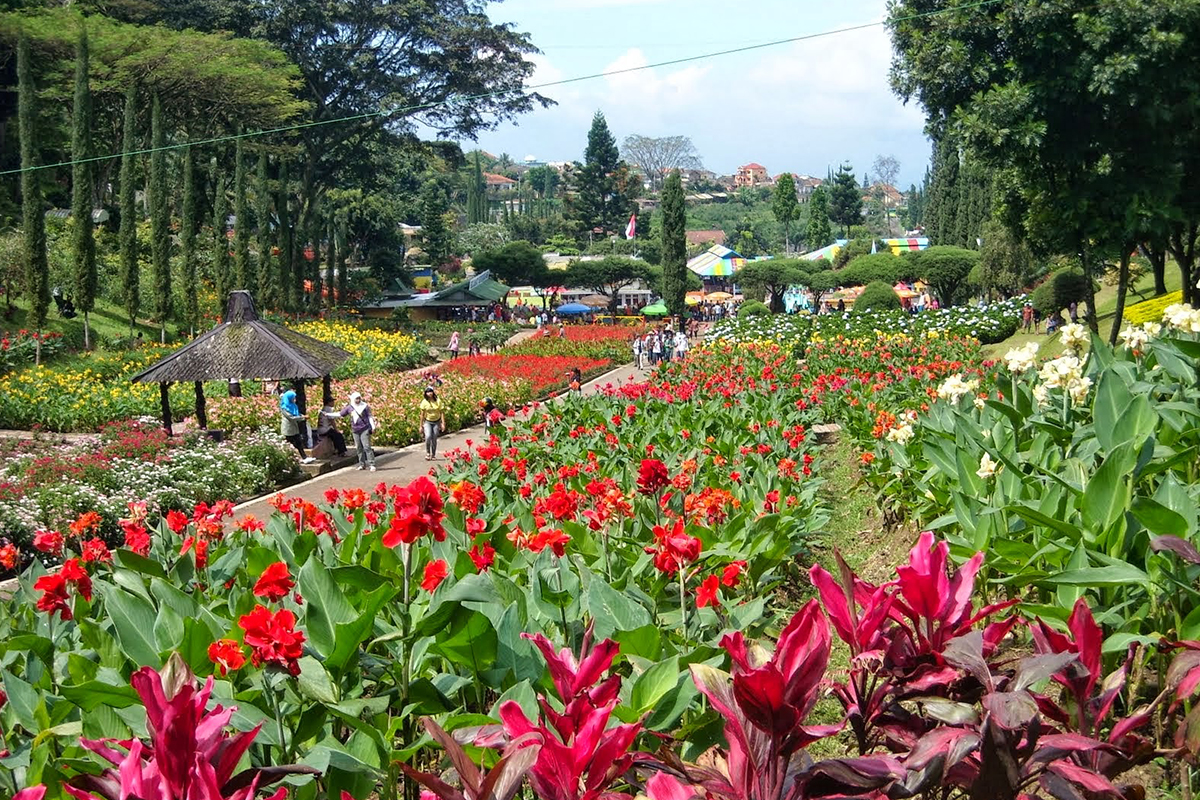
[
  {"x1": 854, "y1": 281, "x2": 902, "y2": 313},
  {"x1": 738, "y1": 300, "x2": 771, "y2": 318}
]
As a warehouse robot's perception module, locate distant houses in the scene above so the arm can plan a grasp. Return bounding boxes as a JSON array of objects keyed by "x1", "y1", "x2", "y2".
[{"x1": 734, "y1": 163, "x2": 770, "y2": 188}]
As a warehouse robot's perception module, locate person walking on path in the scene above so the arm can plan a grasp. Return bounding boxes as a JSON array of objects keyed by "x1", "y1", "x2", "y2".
[
  {"x1": 338, "y1": 392, "x2": 378, "y2": 471},
  {"x1": 674, "y1": 329, "x2": 689, "y2": 360},
  {"x1": 279, "y1": 390, "x2": 315, "y2": 463},
  {"x1": 651, "y1": 331, "x2": 663, "y2": 365},
  {"x1": 419, "y1": 386, "x2": 446, "y2": 461},
  {"x1": 1022, "y1": 302, "x2": 1034, "y2": 333},
  {"x1": 632, "y1": 335, "x2": 643, "y2": 369},
  {"x1": 448, "y1": 330, "x2": 460, "y2": 360}
]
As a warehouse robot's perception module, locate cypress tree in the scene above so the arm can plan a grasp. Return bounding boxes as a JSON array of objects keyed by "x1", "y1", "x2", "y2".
[
  {"x1": 467, "y1": 151, "x2": 484, "y2": 224},
  {"x1": 336, "y1": 219, "x2": 349, "y2": 305},
  {"x1": 660, "y1": 170, "x2": 687, "y2": 317},
  {"x1": 277, "y1": 158, "x2": 297, "y2": 312},
  {"x1": 118, "y1": 84, "x2": 139, "y2": 335},
  {"x1": 233, "y1": 133, "x2": 250, "y2": 290},
  {"x1": 255, "y1": 148, "x2": 275, "y2": 307},
  {"x1": 324, "y1": 208, "x2": 336, "y2": 309},
  {"x1": 805, "y1": 185, "x2": 833, "y2": 250},
  {"x1": 148, "y1": 93, "x2": 171, "y2": 343},
  {"x1": 308, "y1": 214, "x2": 322, "y2": 312},
  {"x1": 211, "y1": 164, "x2": 230, "y2": 308},
  {"x1": 71, "y1": 26, "x2": 97, "y2": 350},
  {"x1": 18, "y1": 34, "x2": 49, "y2": 364},
  {"x1": 179, "y1": 145, "x2": 198, "y2": 334}
]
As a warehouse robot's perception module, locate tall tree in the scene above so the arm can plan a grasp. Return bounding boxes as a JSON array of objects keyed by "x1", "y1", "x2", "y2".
[
  {"x1": 336, "y1": 218, "x2": 349, "y2": 305},
  {"x1": 467, "y1": 151, "x2": 485, "y2": 224},
  {"x1": 805, "y1": 185, "x2": 834, "y2": 250},
  {"x1": 563, "y1": 256, "x2": 651, "y2": 314},
  {"x1": 278, "y1": 158, "x2": 297, "y2": 311},
  {"x1": 71, "y1": 25, "x2": 97, "y2": 350},
  {"x1": 420, "y1": 181, "x2": 451, "y2": 267},
  {"x1": 255, "y1": 148, "x2": 275, "y2": 307},
  {"x1": 570, "y1": 112, "x2": 636, "y2": 238},
  {"x1": 828, "y1": 162, "x2": 863, "y2": 237},
  {"x1": 620, "y1": 134, "x2": 703, "y2": 191},
  {"x1": 118, "y1": 84, "x2": 139, "y2": 335},
  {"x1": 179, "y1": 145, "x2": 199, "y2": 334},
  {"x1": 871, "y1": 154, "x2": 901, "y2": 235},
  {"x1": 324, "y1": 208, "x2": 336, "y2": 309},
  {"x1": 148, "y1": 93, "x2": 171, "y2": 343},
  {"x1": 772, "y1": 173, "x2": 801, "y2": 254},
  {"x1": 212, "y1": 164, "x2": 231, "y2": 309},
  {"x1": 659, "y1": 170, "x2": 687, "y2": 317},
  {"x1": 17, "y1": 34, "x2": 49, "y2": 364},
  {"x1": 233, "y1": 134, "x2": 250, "y2": 290}
]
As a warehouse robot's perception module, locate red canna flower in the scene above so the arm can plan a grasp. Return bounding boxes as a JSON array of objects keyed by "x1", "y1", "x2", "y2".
[
  {"x1": 81, "y1": 537, "x2": 112, "y2": 564},
  {"x1": 465, "y1": 517, "x2": 486, "y2": 536},
  {"x1": 180, "y1": 537, "x2": 209, "y2": 570},
  {"x1": 235, "y1": 515, "x2": 265, "y2": 533},
  {"x1": 764, "y1": 490, "x2": 780, "y2": 513},
  {"x1": 165, "y1": 509, "x2": 190, "y2": 534},
  {"x1": 119, "y1": 521, "x2": 151, "y2": 556},
  {"x1": 421, "y1": 559, "x2": 449, "y2": 592},
  {"x1": 207, "y1": 639, "x2": 247, "y2": 676},
  {"x1": 696, "y1": 575, "x2": 721, "y2": 608},
  {"x1": 636, "y1": 459, "x2": 670, "y2": 495},
  {"x1": 69, "y1": 510, "x2": 103, "y2": 538},
  {"x1": 468, "y1": 542, "x2": 495, "y2": 572},
  {"x1": 646, "y1": 518, "x2": 701, "y2": 575},
  {"x1": 252, "y1": 562, "x2": 295, "y2": 602},
  {"x1": 32, "y1": 529, "x2": 63, "y2": 555},
  {"x1": 238, "y1": 605, "x2": 306, "y2": 676},
  {"x1": 34, "y1": 573, "x2": 72, "y2": 620},
  {"x1": 61, "y1": 558, "x2": 93, "y2": 601},
  {"x1": 722, "y1": 560, "x2": 747, "y2": 588},
  {"x1": 383, "y1": 476, "x2": 446, "y2": 547},
  {"x1": 324, "y1": 488, "x2": 341, "y2": 505},
  {"x1": 450, "y1": 480, "x2": 487, "y2": 514},
  {"x1": 0, "y1": 542, "x2": 17, "y2": 570}
]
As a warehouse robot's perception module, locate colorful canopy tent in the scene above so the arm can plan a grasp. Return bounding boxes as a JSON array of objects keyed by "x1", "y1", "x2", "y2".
[
  {"x1": 685, "y1": 293, "x2": 703, "y2": 306},
  {"x1": 881, "y1": 238, "x2": 930, "y2": 255},
  {"x1": 556, "y1": 303, "x2": 592, "y2": 315},
  {"x1": 641, "y1": 303, "x2": 669, "y2": 316},
  {"x1": 706, "y1": 291, "x2": 734, "y2": 301},
  {"x1": 801, "y1": 240, "x2": 848, "y2": 262},
  {"x1": 687, "y1": 245, "x2": 747, "y2": 277}
]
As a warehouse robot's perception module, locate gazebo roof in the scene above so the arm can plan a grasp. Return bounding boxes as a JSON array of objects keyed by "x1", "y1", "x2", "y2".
[{"x1": 131, "y1": 291, "x2": 351, "y2": 384}]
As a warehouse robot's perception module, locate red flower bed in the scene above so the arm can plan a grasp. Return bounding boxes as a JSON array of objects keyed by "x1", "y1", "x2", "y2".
[{"x1": 440, "y1": 354, "x2": 612, "y2": 394}]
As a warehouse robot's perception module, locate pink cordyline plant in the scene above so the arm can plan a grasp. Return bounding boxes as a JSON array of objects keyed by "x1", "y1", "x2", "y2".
[{"x1": 62, "y1": 653, "x2": 316, "y2": 800}]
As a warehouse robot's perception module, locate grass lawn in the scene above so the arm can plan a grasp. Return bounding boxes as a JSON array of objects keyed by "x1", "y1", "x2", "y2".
[{"x1": 1, "y1": 295, "x2": 177, "y2": 347}]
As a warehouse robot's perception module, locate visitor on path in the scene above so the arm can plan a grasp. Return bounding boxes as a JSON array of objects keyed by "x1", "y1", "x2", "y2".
[
  {"x1": 448, "y1": 330, "x2": 460, "y2": 360},
  {"x1": 1069, "y1": 301, "x2": 1078, "y2": 323},
  {"x1": 651, "y1": 332, "x2": 663, "y2": 364},
  {"x1": 559, "y1": 322, "x2": 566, "y2": 338},
  {"x1": 633, "y1": 335, "x2": 644, "y2": 369},
  {"x1": 1022, "y1": 302, "x2": 1034, "y2": 333},
  {"x1": 568, "y1": 366, "x2": 583, "y2": 394},
  {"x1": 420, "y1": 387, "x2": 446, "y2": 461},
  {"x1": 481, "y1": 397, "x2": 503, "y2": 431},
  {"x1": 317, "y1": 403, "x2": 348, "y2": 458},
  {"x1": 279, "y1": 391, "x2": 315, "y2": 464},
  {"x1": 467, "y1": 328, "x2": 481, "y2": 357},
  {"x1": 338, "y1": 392, "x2": 378, "y2": 471},
  {"x1": 674, "y1": 329, "x2": 689, "y2": 360}
]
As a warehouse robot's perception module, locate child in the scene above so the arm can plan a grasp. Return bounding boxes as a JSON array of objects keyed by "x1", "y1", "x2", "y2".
[
  {"x1": 481, "y1": 397, "x2": 504, "y2": 431},
  {"x1": 568, "y1": 367, "x2": 583, "y2": 394}
]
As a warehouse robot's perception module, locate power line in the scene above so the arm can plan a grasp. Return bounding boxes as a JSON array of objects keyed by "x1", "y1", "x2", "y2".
[{"x1": 0, "y1": 0, "x2": 1005, "y2": 177}]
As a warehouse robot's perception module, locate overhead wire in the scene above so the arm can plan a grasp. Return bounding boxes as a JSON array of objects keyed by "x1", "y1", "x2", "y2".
[{"x1": 0, "y1": 0, "x2": 1005, "y2": 177}]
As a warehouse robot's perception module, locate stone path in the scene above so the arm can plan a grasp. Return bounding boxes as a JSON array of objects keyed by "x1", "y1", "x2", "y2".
[{"x1": 231, "y1": 360, "x2": 650, "y2": 520}]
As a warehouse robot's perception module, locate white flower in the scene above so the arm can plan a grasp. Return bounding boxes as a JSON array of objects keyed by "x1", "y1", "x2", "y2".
[
  {"x1": 1038, "y1": 354, "x2": 1083, "y2": 390},
  {"x1": 1163, "y1": 303, "x2": 1200, "y2": 333},
  {"x1": 974, "y1": 395, "x2": 986, "y2": 410},
  {"x1": 1060, "y1": 322, "x2": 1089, "y2": 353},
  {"x1": 1032, "y1": 383, "x2": 1050, "y2": 408},
  {"x1": 976, "y1": 452, "x2": 1000, "y2": 479},
  {"x1": 1067, "y1": 375, "x2": 1093, "y2": 406},
  {"x1": 937, "y1": 374, "x2": 979, "y2": 404},
  {"x1": 1118, "y1": 324, "x2": 1150, "y2": 351},
  {"x1": 1003, "y1": 341, "x2": 1039, "y2": 373},
  {"x1": 886, "y1": 422, "x2": 915, "y2": 444}
]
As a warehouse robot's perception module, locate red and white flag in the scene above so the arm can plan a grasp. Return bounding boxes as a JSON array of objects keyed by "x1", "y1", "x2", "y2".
[{"x1": 625, "y1": 213, "x2": 637, "y2": 240}]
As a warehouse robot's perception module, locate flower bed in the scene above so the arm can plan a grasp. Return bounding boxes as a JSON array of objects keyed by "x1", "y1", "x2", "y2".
[
  {"x1": 508, "y1": 324, "x2": 640, "y2": 360},
  {"x1": 292, "y1": 320, "x2": 430, "y2": 376},
  {"x1": 1124, "y1": 289, "x2": 1183, "y2": 324},
  {"x1": 0, "y1": 330, "x2": 66, "y2": 375}
]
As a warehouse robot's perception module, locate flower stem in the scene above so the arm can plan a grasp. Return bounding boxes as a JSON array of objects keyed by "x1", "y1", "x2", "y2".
[{"x1": 678, "y1": 568, "x2": 688, "y2": 637}]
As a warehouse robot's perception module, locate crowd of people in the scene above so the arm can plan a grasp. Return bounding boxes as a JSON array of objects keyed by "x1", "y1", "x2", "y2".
[{"x1": 632, "y1": 325, "x2": 690, "y2": 368}]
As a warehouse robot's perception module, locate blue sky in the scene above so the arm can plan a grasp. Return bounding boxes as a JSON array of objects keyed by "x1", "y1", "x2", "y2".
[{"x1": 472, "y1": 0, "x2": 933, "y2": 188}]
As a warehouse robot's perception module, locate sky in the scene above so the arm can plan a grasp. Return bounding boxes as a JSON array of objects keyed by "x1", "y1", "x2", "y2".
[{"x1": 472, "y1": 0, "x2": 933, "y2": 189}]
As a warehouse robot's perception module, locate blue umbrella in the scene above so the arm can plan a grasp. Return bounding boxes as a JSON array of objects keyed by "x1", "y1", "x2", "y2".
[{"x1": 556, "y1": 303, "x2": 593, "y2": 315}]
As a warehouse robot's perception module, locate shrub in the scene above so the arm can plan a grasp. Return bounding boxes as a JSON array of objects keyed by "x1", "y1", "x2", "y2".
[
  {"x1": 738, "y1": 300, "x2": 771, "y2": 318},
  {"x1": 839, "y1": 252, "x2": 905, "y2": 286},
  {"x1": 1032, "y1": 266, "x2": 1090, "y2": 319},
  {"x1": 854, "y1": 281, "x2": 901, "y2": 313}
]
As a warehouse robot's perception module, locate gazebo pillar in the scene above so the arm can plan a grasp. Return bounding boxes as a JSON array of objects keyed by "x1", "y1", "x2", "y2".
[
  {"x1": 228, "y1": 379, "x2": 242, "y2": 398},
  {"x1": 293, "y1": 379, "x2": 310, "y2": 444},
  {"x1": 322, "y1": 374, "x2": 334, "y2": 407},
  {"x1": 194, "y1": 381, "x2": 207, "y2": 430},
  {"x1": 160, "y1": 382, "x2": 173, "y2": 436}
]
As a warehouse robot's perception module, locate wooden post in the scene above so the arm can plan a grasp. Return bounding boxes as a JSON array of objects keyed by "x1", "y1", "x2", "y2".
[
  {"x1": 160, "y1": 382, "x2": 173, "y2": 436},
  {"x1": 228, "y1": 379, "x2": 242, "y2": 398},
  {"x1": 322, "y1": 374, "x2": 334, "y2": 406},
  {"x1": 194, "y1": 381, "x2": 207, "y2": 430},
  {"x1": 293, "y1": 379, "x2": 309, "y2": 445}
]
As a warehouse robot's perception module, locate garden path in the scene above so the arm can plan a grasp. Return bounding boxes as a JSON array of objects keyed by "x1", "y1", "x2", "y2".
[{"x1": 231, "y1": 360, "x2": 650, "y2": 521}]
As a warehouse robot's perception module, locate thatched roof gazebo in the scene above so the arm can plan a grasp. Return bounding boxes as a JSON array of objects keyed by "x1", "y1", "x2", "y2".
[{"x1": 131, "y1": 291, "x2": 351, "y2": 435}]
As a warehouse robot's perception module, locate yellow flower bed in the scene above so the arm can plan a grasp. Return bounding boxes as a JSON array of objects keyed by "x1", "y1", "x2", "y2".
[
  {"x1": 1125, "y1": 291, "x2": 1183, "y2": 325},
  {"x1": 293, "y1": 321, "x2": 429, "y2": 377}
]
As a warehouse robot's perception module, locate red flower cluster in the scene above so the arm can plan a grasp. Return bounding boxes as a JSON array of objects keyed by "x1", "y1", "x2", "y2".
[
  {"x1": 207, "y1": 638, "x2": 247, "y2": 676},
  {"x1": 421, "y1": 559, "x2": 449, "y2": 592},
  {"x1": 32, "y1": 529, "x2": 63, "y2": 555},
  {"x1": 252, "y1": 562, "x2": 295, "y2": 602},
  {"x1": 646, "y1": 518, "x2": 701, "y2": 575},
  {"x1": 68, "y1": 510, "x2": 103, "y2": 538},
  {"x1": 34, "y1": 558, "x2": 92, "y2": 620},
  {"x1": 383, "y1": 476, "x2": 446, "y2": 547},
  {"x1": 636, "y1": 459, "x2": 670, "y2": 495},
  {"x1": 238, "y1": 605, "x2": 306, "y2": 676},
  {"x1": 449, "y1": 480, "x2": 486, "y2": 514},
  {"x1": 0, "y1": 541, "x2": 18, "y2": 570},
  {"x1": 80, "y1": 537, "x2": 112, "y2": 564}
]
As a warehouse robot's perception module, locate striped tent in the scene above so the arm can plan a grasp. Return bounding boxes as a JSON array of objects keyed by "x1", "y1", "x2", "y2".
[
  {"x1": 881, "y1": 238, "x2": 929, "y2": 255},
  {"x1": 687, "y1": 245, "x2": 747, "y2": 277},
  {"x1": 801, "y1": 239, "x2": 848, "y2": 262}
]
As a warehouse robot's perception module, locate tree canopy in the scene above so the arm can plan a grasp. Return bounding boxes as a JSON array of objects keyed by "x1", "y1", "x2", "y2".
[
  {"x1": 472, "y1": 241, "x2": 548, "y2": 288},
  {"x1": 828, "y1": 163, "x2": 863, "y2": 237},
  {"x1": 737, "y1": 258, "x2": 807, "y2": 313},
  {"x1": 621, "y1": 134, "x2": 702, "y2": 191},
  {"x1": 563, "y1": 256, "x2": 650, "y2": 313}
]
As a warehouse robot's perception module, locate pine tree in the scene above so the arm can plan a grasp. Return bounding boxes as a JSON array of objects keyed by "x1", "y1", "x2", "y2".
[
  {"x1": 118, "y1": 84, "x2": 139, "y2": 335},
  {"x1": 71, "y1": 26, "x2": 97, "y2": 349},
  {"x1": 255, "y1": 148, "x2": 276, "y2": 307},
  {"x1": 233, "y1": 133, "x2": 250, "y2": 290},
  {"x1": 934, "y1": 143, "x2": 961, "y2": 246},
  {"x1": 179, "y1": 145, "x2": 198, "y2": 334},
  {"x1": 570, "y1": 112, "x2": 633, "y2": 236},
  {"x1": 308, "y1": 215, "x2": 322, "y2": 312},
  {"x1": 324, "y1": 208, "x2": 336, "y2": 309},
  {"x1": 211, "y1": 163, "x2": 230, "y2": 308},
  {"x1": 336, "y1": 219, "x2": 349, "y2": 305},
  {"x1": 772, "y1": 173, "x2": 800, "y2": 254},
  {"x1": 18, "y1": 34, "x2": 49, "y2": 364},
  {"x1": 421, "y1": 182, "x2": 451, "y2": 266},
  {"x1": 829, "y1": 163, "x2": 863, "y2": 237},
  {"x1": 467, "y1": 151, "x2": 485, "y2": 224},
  {"x1": 149, "y1": 93, "x2": 171, "y2": 343},
  {"x1": 805, "y1": 185, "x2": 834, "y2": 250},
  {"x1": 660, "y1": 170, "x2": 687, "y2": 317},
  {"x1": 277, "y1": 158, "x2": 297, "y2": 311}
]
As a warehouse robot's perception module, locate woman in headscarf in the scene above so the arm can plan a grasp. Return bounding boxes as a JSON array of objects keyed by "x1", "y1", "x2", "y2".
[
  {"x1": 337, "y1": 391, "x2": 378, "y2": 471},
  {"x1": 419, "y1": 386, "x2": 446, "y2": 461},
  {"x1": 279, "y1": 390, "x2": 315, "y2": 463}
]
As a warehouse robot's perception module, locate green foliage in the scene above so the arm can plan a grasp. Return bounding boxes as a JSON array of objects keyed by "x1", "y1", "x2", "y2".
[
  {"x1": 1032, "y1": 266, "x2": 1090, "y2": 318},
  {"x1": 568, "y1": 112, "x2": 637, "y2": 238},
  {"x1": 910, "y1": 245, "x2": 980, "y2": 306},
  {"x1": 324, "y1": 207, "x2": 336, "y2": 309},
  {"x1": 564, "y1": 256, "x2": 651, "y2": 312},
  {"x1": 977, "y1": 219, "x2": 1035, "y2": 297},
  {"x1": 772, "y1": 173, "x2": 801, "y2": 253},
  {"x1": 805, "y1": 185, "x2": 833, "y2": 250},
  {"x1": 233, "y1": 134, "x2": 250, "y2": 291},
  {"x1": 254, "y1": 148, "x2": 275, "y2": 307},
  {"x1": 834, "y1": 237, "x2": 873, "y2": 269},
  {"x1": 466, "y1": 151, "x2": 486, "y2": 224},
  {"x1": 736, "y1": 258, "x2": 807, "y2": 313},
  {"x1": 839, "y1": 252, "x2": 908, "y2": 286},
  {"x1": 854, "y1": 280, "x2": 902, "y2": 313},
  {"x1": 70, "y1": 24, "x2": 96, "y2": 344},
  {"x1": 660, "y1": 170, "x2": 687, "y2": 316},
  {"x1": 738, "y1": 299, "x2": 771, "y2": 317},
  {"x1": 148, "y1": 93, "x2": 171, "y2": 336},
  {"x1": 118, "y1": 84, "x2": 139, "y2": 333},
  {"x1": 471, "y1": 241, "x2": 547, "y2": 287},
  {"x1": 18, "y1": 34, "x2": 49, "y2": 336},
  {"x1": 829, "y1": 162, "x2": 863, "y2": 236},
  {"x1": 420, "y1": 181, "x2": 451, "y2": 268},
  {"x1": 457, "y1": 223, "x2": 510, "y2": 257},
  {"x1": 178, "y1": 146, "x2": 198, "y2": 332},
  {"x1": 211, "y1": 163, "x2": 230, "y2": 307}
]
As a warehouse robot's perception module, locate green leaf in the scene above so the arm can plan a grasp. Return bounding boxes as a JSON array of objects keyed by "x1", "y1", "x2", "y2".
[
  {"x1": 299, "y1": 557, "x2": 358, "y2": 657},
  {"x1": 102, "y1": 585, "x2": 162, "y2": 667},
  {"x1": 2, "y1": 670, "x2": 41, "y2": 732},
  {"x1": 630, "y1": 656, "x2": 681, "y2": 713},
  {"x1": 114, "y1": 550, "x2": 167, "y2": 580},
  {"x1": 1131, "y1": 497, "x2": 1188, "y2": 537},
  {"x1": 59, "y1": 681, "x2": 139, "y2": 711},
  {"x1": 1092, "y1": 370, "x2": 1131, "y2": 452},
  {"x1": 297, "y1": 656, "x2": 338, "y2": 705},
  {"x1": 586, "y1": 578, "x2": 652, "y2": 639},
  {"x1": 1045, "y1": 564, "x2": 1149, "y2": 587},
  {"x1": 1082, "y1": 444, "x2": 1133, "y2": 533}
]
